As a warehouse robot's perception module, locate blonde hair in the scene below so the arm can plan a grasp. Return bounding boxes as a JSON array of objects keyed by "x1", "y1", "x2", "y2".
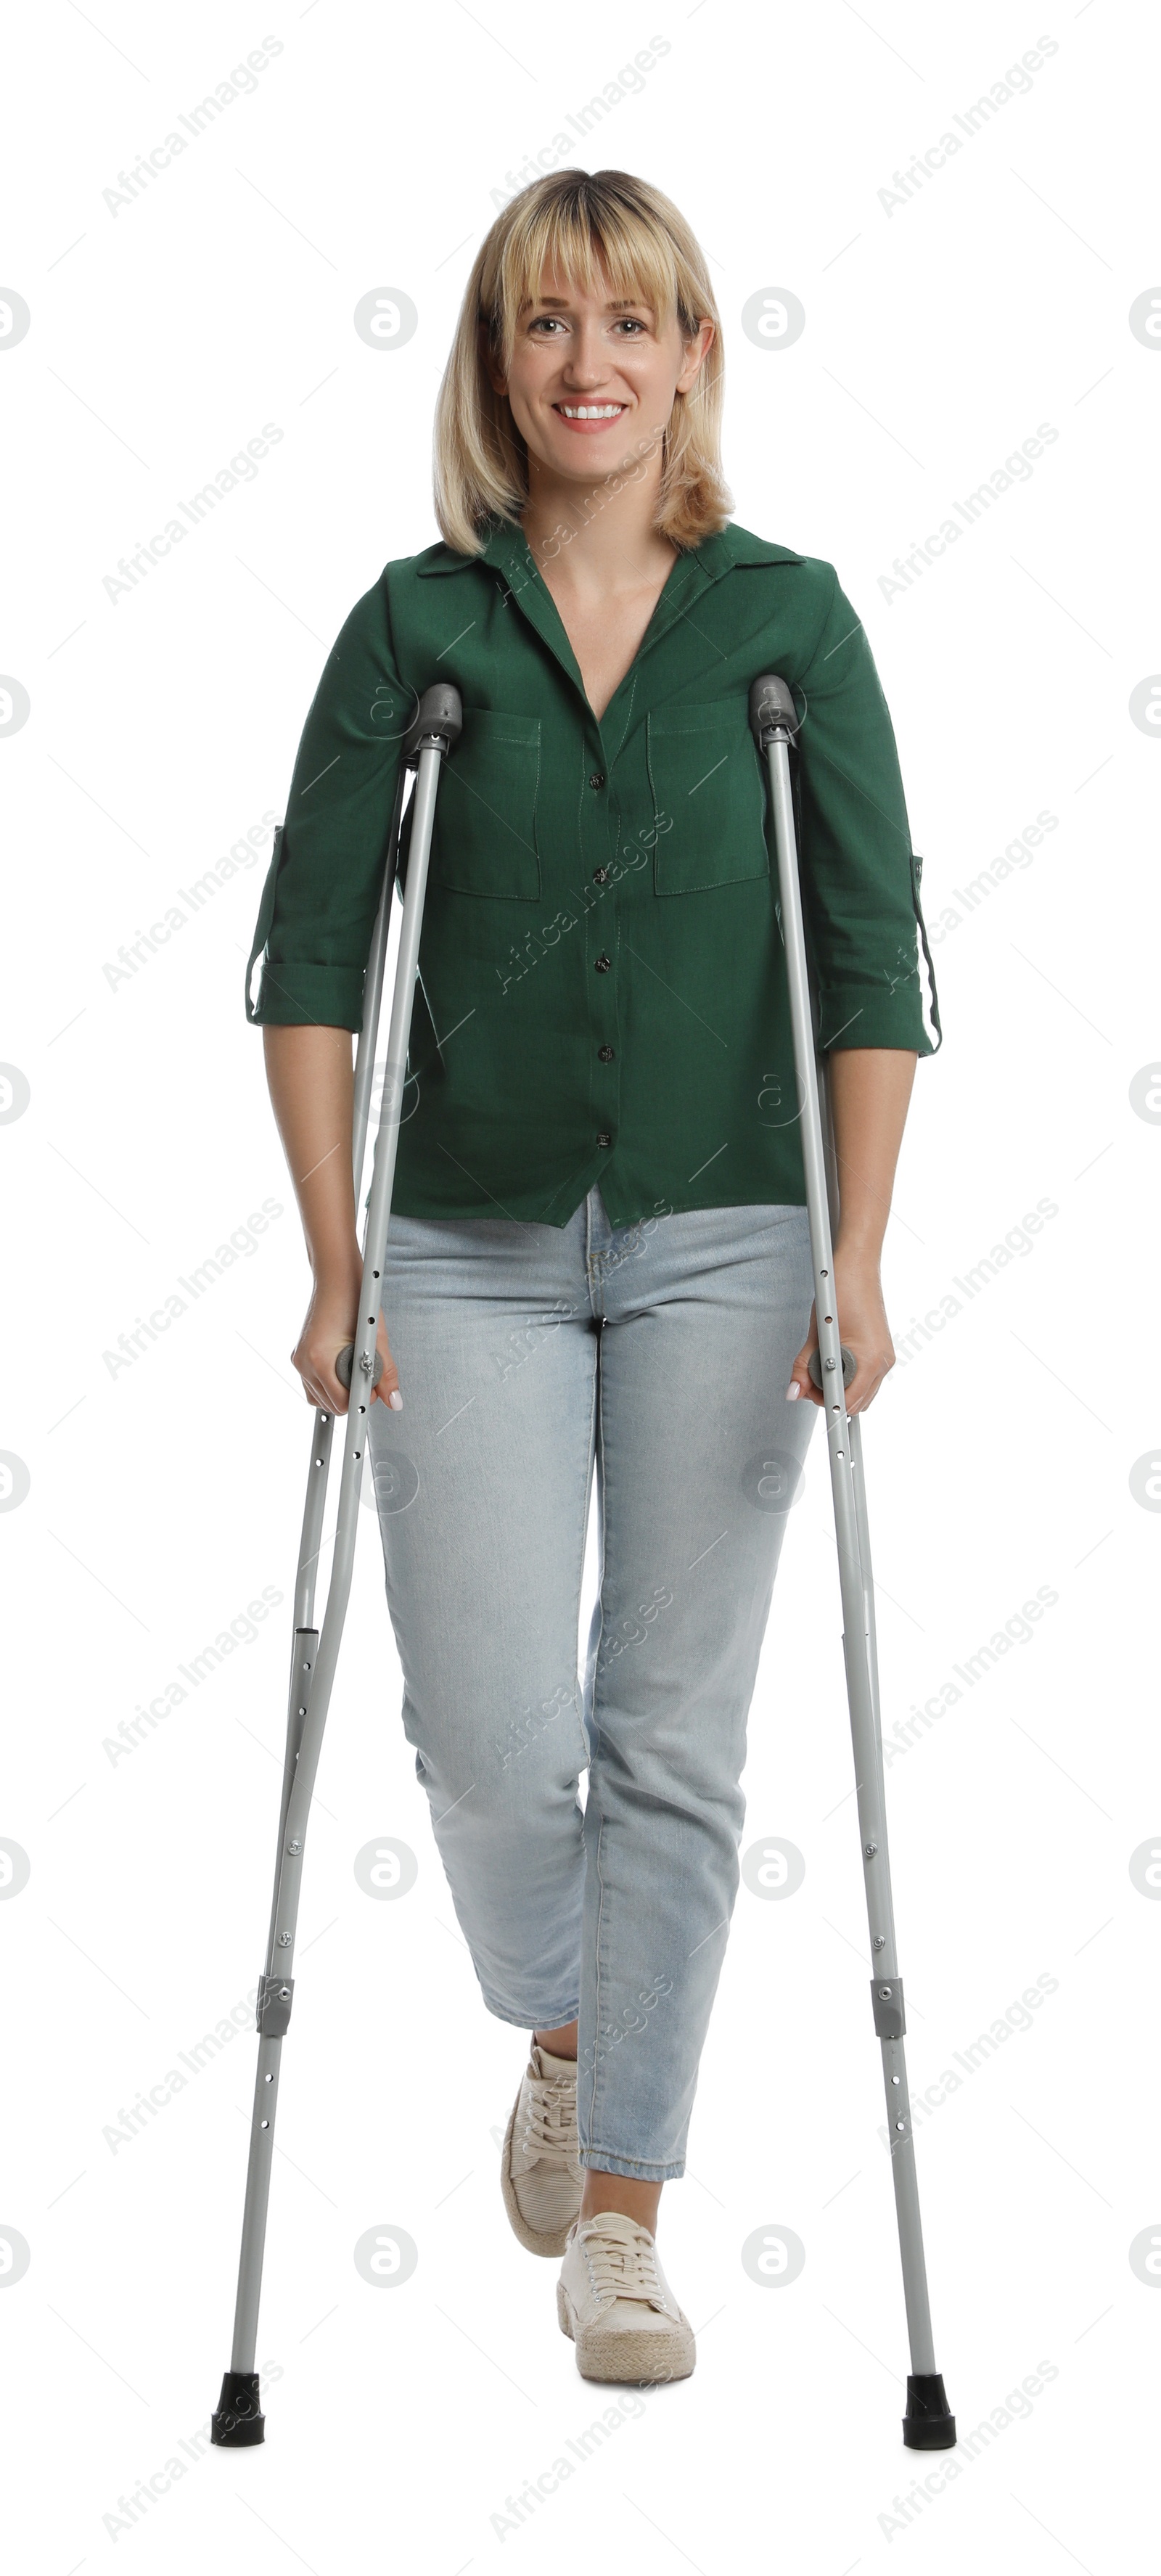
[{"x1": 432, "y1": 168, "x2": 731, "y2": 556}]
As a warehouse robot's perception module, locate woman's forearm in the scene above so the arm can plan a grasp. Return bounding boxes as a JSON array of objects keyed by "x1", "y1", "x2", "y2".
[
  {"x1": 262, "y1": 1023, "x2": 360, "y2": 1283},
  {"x1": 826, "y1": 1046, "x2": 917, "y2": 1261},
  {"x1": 785, "y1": 1046, "x2": 918, "y2": 1411}
]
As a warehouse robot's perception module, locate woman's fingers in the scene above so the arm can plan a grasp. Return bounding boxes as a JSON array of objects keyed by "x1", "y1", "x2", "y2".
[
  {"x1": 784, "y1": 1276, "x2": 896, "y2": 1415},
  {"x1": 786, "y1": 1338, "x2": 887, "y2": 1414},
  {"x1": 292, "y1": 1335, "x2": 350, "y2": 1415},
  {"x1": 297, "y1": 1337, "x2": 402, "y2": 1413},
  {"x1": 369, "y1": 1308, "x2": 401, "y2": 1408},
  {"x1": 784, "y1": 1329, "x2": 824, "y2": 1408},
  {"x1": 843, "y1": 1358, "x2": 885, "y2": 1416},
  {"x1": 785, "y1": 1300, "x2": 823, "y2": 1406},
  {"x1": 290, "y1": 1293, "x2": 401, "y2": 1415}
]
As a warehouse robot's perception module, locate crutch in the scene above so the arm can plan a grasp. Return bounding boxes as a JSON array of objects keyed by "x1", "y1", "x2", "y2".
[
  {"x1": 749, "y1": 675, "x2": 956, "y2": 2450},
  {"x1": 210, "y1": 681, "x2": 462, "y2": 2447}
]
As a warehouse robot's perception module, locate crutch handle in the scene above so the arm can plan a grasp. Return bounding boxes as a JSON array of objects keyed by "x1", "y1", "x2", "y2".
[
  {"x1": 808, "y1": 1342, "x2": 856, "y2": 1390},
  {"x1": 749, "y1": 672, "x2": 801, "y2": 747},
  {"x1": 335, "y1": 1344, "x2": 385, "y2": 1390}
]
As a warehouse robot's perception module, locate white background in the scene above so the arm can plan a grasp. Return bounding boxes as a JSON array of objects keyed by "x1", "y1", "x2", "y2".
[{"x1": 2, "y1": 1, "x2": 1158, "y2": 2567}]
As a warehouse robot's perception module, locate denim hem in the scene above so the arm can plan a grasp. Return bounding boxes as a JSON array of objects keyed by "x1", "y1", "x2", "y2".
[
  {"x1": 482, "y1": 1995, "x2": 580, "y2": 2033},
  {"x1": 578, "y1": 2149, "x2": 684, "y2": 2181}
]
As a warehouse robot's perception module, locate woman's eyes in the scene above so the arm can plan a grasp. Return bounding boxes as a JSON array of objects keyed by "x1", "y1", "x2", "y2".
[{"x1": 528, "y1": 315, "x2": 648, "y2": 337}]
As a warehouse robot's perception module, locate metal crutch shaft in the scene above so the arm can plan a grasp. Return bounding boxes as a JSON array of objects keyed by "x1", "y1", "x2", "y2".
[
  {"x1": 749, "y1": 674, "x2": 955, "y2": 2452},
  {"x1": 210, "y1": 684, "x2": 462, "y2": 2448}
]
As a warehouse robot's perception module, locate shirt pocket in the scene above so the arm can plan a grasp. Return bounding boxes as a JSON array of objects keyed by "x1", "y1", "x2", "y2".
[
  {"x1": 433, "y1": 707, "x2": 542, "y2": 901},
  {"x1": 645, "y1": 700, "x2": 770, "y2": 895}
]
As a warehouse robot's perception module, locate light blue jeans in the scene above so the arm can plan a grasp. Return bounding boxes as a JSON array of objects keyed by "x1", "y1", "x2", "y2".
[{"x1": 366, "y1": 1186, "x2": 816, "y2": 2180}]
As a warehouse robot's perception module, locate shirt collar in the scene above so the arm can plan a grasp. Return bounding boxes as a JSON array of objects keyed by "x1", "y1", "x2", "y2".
[
  {"x1": 414, "y1": 518, "x2": 804, "y2": 575},
  {"x1": 412, "y1": 517, "x2": 804, "y2": 726}
]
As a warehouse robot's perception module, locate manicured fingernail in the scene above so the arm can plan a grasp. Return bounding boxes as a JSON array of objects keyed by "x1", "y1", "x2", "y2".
[
  {"x1": 388, "y1": 1389, "x2": 403, "y2": 1410},
  {"x1": 784, "y1": 1381, "x2": 800, "y2": 1400}
]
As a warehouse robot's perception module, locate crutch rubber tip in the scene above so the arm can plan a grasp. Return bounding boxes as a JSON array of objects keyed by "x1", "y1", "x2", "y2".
[
  {"x1": 902, "y1": 2371, "x2": 956, "y2": 2449},
  {"x1": 210, "y1": 2370, "x2": 266, "y2": 2447}
]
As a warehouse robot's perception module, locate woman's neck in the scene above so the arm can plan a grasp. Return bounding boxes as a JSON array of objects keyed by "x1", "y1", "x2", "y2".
[{"x1": 519, "y1": 456, "x2": 678, "y2": 601}]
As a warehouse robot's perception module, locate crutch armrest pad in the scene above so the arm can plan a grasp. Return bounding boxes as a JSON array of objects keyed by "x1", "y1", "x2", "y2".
[
  {"x1": 403, "y1": 682, "x2": 463, "y2": 765},
  {"x1": 749, "y1": 672, "x2": 800, "y2": 745}
]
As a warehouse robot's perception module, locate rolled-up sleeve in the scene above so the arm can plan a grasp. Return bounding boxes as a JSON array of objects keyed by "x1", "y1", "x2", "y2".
[
  {"x1": 245, "y1": 577, "x2": 409, "y2": 1029},
  {"x1": 793, "y1": 566, "x2": 942, "y2": 1057}
]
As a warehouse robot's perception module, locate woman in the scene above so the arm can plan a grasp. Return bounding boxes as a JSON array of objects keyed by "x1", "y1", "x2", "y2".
[{"x1": 245, "y1": 168, "x2": 941, "y2": 2387}]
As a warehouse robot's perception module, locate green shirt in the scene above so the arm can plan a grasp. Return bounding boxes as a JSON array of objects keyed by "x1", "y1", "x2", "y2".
[{"x1": 245, "y1": 514, "x2": 942, "y2": 1228}]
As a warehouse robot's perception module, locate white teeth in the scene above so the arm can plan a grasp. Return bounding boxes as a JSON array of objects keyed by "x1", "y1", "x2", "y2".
[{"x1": 558, "y1": 404, "x2": 624, "y2": 419}]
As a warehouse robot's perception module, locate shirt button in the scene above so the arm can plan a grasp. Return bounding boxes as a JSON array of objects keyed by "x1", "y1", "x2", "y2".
[
  {"x1": 592, "y1": 866, "x2": 610, "y2": 885},
  {"x1": 594, "y1": 953, "x2": 612, "y2": 972},
  {"x1": 598, "y1": 1044, "x2": 615, "y2": 1062},
  {"x1": 596, "y1": 1132, "x2": 612, "y2": 1147},
  {"x1": 589, "y1": 771, "x2": 606, "y2": 789}
]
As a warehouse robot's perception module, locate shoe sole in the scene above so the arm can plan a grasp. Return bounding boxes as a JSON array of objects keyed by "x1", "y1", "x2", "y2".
[
  {"x1": 500, "y1": 2088, "x2": 580, "y2": 2258},
  {"x1": 557, "y1": 2277, "x2": 696, "y2": 2384}
]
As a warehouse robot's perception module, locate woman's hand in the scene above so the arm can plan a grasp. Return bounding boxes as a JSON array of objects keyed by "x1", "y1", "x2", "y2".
[
  {"x1": 292, "y1": 1260, "x2": 400, "y2": 1416},
  {"x1": 785, "y1": 1244, "x2": 896, "y2": 1418}
]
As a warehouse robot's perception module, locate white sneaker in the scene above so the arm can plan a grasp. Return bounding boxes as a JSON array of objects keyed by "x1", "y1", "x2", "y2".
[
  {"x1": 557, "y1": 2210, "x2": 696, "y2": 2384},
  {"x1": 501, "y1": 2043, "x2": 581, "y2": 2256}
]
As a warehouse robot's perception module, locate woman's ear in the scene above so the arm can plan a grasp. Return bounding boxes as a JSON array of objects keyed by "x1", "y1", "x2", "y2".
[{"x1": 676, "y1": 318, "x2": 715, "y2": 396}]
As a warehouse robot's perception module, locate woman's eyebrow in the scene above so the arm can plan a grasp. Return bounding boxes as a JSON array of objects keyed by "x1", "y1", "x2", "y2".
[{"x1": 521, "y1": 295, "x2": 655, "y2": 313}]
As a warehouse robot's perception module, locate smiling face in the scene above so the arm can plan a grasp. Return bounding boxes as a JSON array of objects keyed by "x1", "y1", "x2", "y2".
[{"x1": 486, "y1": 260, "x2": 714, "y2": 492}]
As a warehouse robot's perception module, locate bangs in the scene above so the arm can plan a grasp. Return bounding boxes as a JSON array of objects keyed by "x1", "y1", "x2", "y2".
[{"x1": 485, "y1": 184, "x2": 691, "y2": 366}]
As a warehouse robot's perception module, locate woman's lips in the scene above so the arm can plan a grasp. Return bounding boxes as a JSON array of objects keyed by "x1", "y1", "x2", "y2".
[{"x1": 551, "y1": 402, "x2": 628, "y2": 434}]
